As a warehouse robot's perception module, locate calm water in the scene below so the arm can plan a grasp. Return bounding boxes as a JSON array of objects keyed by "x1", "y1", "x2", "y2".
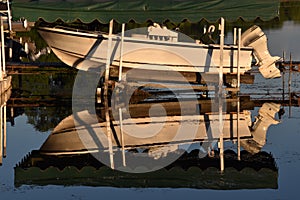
[
  {"x1": 1, "y1": 5, "x2": 300, "y2": 200},
  {"x1": 1, "y1": 83, "x2": 300, "y2": 199}
]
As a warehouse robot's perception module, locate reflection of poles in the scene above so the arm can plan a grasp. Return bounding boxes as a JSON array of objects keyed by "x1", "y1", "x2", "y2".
[
  {"x1": 289, "y1": 53, "x2": 292, "y2": 118},
  {"x1": 104, "y1": 20, "x2": 114, "y2": 169},
  {"x1": 119, "y1": 108, "x2": 126, "y2": 167},
  {"x1": 237, "y1": 28, "x2": 241, "y2": 161},
  {"x1": 3, "y1": 104, "x2": 6, "y2": 157},
  {"x1": 219, "y1": 18, "x2": 225, "y2": 172},
  {"x1": 282, "y1": 52, "x2": 285, "y2": 103},
  {"x1": 119, "y1": 23, "x2": 126, "y2": 167},
  {"x1": 10, "y1": 107, "x2": 14, "y2": 126},
  {"x1": 237, "y1": 98, "x2": 241, "y2": 161},
  {"x1": 0, "y1": 105, "x2": 2, "y2": 165}
]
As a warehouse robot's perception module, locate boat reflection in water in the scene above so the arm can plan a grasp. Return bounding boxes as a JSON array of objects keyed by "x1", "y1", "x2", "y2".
[{"x1": 15, "y1": 95, "x2": 281, "y2": 189}]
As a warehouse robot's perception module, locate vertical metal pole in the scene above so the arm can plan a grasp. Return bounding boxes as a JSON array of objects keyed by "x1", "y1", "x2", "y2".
[
  {"x1": 219, "y1": 18, "x2": 224, "y2": 90},
  {"x1": 1, "y1": 17, "x2": 5, "y2": 74},
  {"x1": 219, "y1": 17, "x2": 225, "y2": 172},
  {"x1": 237, "y1": 28, "x2": 241, "y2": 89},
  {"x1": 118, "y1": 23, "x2": 125, "y2": 81},
  {"x1": 104, "y1": 20, "x2": 114, "y2": 169},
  {"x1": 104, "y1": 20, "x2": 114, "y2": 97},
  {"x1": 3, "y1": 104, "x2": 6, "y2": 157},
  {"x1": 6, "y1": 0, "x2": 12, "y2": 32},
  {"x1": 0, "y1": 17, "x2": 3, "y2": 81},
  {"x1": 233, "y1": 28, "x2": 237, "y2": 45}
]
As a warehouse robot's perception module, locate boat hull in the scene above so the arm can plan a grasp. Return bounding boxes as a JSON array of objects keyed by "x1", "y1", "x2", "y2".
[{"x1": 38, "y1": 27, "x2": 253, "y2": 75}]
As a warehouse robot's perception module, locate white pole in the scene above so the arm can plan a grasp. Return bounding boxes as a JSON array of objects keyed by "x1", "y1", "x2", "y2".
[
  {"x1": 105, "y1": 20, "x2": 114, "y2": 169},
  {"x1": 104, "y1": 20, "x2": 114, "y2": 97},
  {"x1": 118, "y1": 23, "x2": 125, "y2": 81},
  {"x1": 1, "y1": 17, "x2": 5, "y2": 75},
  {"x1": 219, "y1": 18, "x2": 224, "y2": 93},
  {"x1": 0, "y1": 17, "x2": 3, "y2": 80},
  {"x1": 233, "y1": 28, "x2": 237, "y2": 45},
  {"x1": 237, "y1": 28, "x2": 241, "y2": 89},
  {"x1": 219, "y1": 17, "x2": 225, "y2": 172},
  {"x1": 6, "y1": 0, "x2": 12, "y2": 32}
]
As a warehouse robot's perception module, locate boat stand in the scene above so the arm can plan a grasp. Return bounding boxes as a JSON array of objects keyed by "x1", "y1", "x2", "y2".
[{"x1": 101, "y1": 18, "x2": 249, "y2": 172}]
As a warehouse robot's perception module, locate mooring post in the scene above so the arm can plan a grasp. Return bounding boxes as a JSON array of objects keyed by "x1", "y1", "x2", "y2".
[{"x1": 219, "y1": 17, "x2": 225, "y2": 172}]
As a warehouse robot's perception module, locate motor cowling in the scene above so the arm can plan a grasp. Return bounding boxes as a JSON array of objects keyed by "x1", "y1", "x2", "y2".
[{"x1": 241, "y1": 25, "x2": 281, "y2": 79}]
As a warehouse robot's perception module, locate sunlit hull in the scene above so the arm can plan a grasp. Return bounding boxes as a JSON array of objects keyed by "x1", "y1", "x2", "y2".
[{"x1": 38, "y1": 26, "x2": 254, "y2": 75}]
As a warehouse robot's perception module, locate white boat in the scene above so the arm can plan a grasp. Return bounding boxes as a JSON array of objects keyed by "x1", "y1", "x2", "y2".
[{"x1": 38, "y1": 23, "x2": 281, "y2": 79}]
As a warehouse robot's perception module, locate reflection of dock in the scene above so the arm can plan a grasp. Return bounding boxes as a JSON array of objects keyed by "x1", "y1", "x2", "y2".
[
  {"x1": 34, "y1": 99, "x2": 280, "y2": 174},
  {"x1": 15, "y1": 149, "x2": 278, "y2": 189},
  {"x1": 0, "y1": 87, "x2": 11, "y2": 165},
  {"x1": 0, "y1": 12, "x2": 12, "y2": 165}
]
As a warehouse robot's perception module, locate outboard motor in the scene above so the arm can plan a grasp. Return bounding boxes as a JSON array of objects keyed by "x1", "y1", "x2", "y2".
[
  {"x1": 241, "y1": 103, "x2": 281, "y2": 154},
  {"x1": 241, "y1": 25, "x2": 281, "y2": 79}
]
